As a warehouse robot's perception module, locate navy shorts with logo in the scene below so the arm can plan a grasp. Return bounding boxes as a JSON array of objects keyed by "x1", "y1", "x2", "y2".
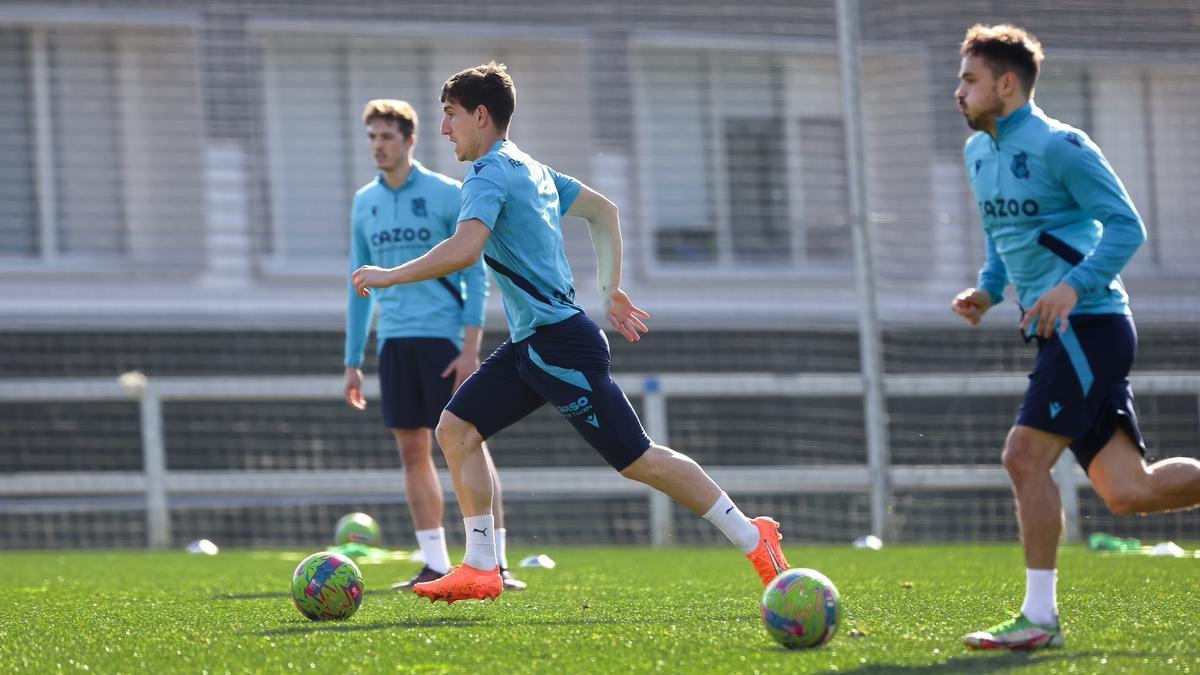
[
  {"x1": 378, "y1": 337, "x2": 460, "y2": 429},
  {"x1": 1017, "y1": 314, "x2": 1145, "y2": 473},
  {"x1": 445, "y1": 312, "x2": 652, "y2": 471}
]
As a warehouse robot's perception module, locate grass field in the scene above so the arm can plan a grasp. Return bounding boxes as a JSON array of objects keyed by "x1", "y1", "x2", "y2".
[{"x1": 4, "y1": 544, "x2": 1198, "y2": 673}]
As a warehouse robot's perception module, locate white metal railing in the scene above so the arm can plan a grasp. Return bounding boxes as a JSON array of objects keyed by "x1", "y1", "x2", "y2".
[{"x1": 1, "y1": 372, "x2": 1198, "y2": 548}]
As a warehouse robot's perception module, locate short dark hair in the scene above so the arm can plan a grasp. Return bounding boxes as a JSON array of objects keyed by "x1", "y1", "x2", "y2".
[
  {"x1": 440, "y1": 61, "x2": 516, "y2": 130},
  {"x1": 361, "y1": 99, "x2": 417, "y2": 139},
  {"x1": 960, "y1": 24, "x2": 1045, "y2": 97}
]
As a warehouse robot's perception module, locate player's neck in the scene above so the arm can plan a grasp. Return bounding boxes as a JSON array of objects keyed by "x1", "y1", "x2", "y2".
[
  {"x1": 382, "y1": 158, "x2": 414, "y2": 189},
  {"x1": 986, "y1": 98, "x2": 1030, "y2": 138},
  {"x1": 468, "y1": 131, "x2": 507, "y2": 161}
]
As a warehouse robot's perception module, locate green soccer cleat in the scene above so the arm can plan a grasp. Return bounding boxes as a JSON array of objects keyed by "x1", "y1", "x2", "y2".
[{"x1": 963, "y1": 613, "x2": 1064, "y2": 650}]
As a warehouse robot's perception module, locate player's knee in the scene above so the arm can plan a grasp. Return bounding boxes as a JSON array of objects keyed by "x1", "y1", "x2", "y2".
[
  {"x1": 1001, "y1": 442, "x2": 1038, "y2": 483},
  {"x1": 397, "y1": 441, "x2": 432, "y2": 467},
  {"x1": 434, "y1": 412, "x2": 480, "y2": 456},
  {"x1": 618, "y1": 446, "x2": 667, "y2": 484},
  {"x1": 1002, "y1": 431, "x2": 1056, "y2": 483}
]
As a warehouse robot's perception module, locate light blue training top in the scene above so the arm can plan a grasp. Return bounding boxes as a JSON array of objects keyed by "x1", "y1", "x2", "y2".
[
  {"x1": 456, "y1": 139, "x2": 584, "y2": 342},
  {"x1": 964, "y1": 101, "x2": 1146, "y2": 323},
  {"x1": 344, "y1": 161, "x2": 488, "y2": 367}
]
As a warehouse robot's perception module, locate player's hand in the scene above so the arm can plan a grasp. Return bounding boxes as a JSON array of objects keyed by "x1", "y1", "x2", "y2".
[
  {"x1": 351, "y1": 265, "x2": 396, "y2": 297},
  {"x1": 440, "y1": 351, "x2": 480, "y2": 393},
  {"x1": 604, "y1": 289, "x2": 650, "y2": 342},
  {"x1": 1021, "y1": 282, "x2": 1078, "y2": 338},
  {"x1": 951, "y1": 287, "x2": 992, "y2": 326},
  {"x1": 344, "y1": 367, "x2": 366, "y2": 410}
]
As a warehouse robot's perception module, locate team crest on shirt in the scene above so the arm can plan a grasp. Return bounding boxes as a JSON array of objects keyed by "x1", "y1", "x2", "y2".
[
  {"x1": 1011, "y1": 152, "x2": 1030, "y2": 179},
  {"x1": 411, "y1": 198, "x2": 427, "y2": 217}
]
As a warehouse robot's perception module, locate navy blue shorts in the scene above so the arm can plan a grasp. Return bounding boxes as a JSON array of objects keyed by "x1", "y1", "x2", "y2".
[
  {"x1": 445, "y1": 312, "x2": 652, "y2": 471},
  {"x1": 378, "y1": 337, "x2": 460, "y2": 430},
  {"x1": 1017, "y1": 314, "x2": 1145, "y2": 473}
]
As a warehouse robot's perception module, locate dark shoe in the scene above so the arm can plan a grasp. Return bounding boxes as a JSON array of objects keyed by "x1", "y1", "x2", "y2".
[
  {"x1": 391, "y1": 565, "x2": 447, "y2": 592},
  {"x1": 500, "y1": 567, "x2": 527, "y2": 591}
]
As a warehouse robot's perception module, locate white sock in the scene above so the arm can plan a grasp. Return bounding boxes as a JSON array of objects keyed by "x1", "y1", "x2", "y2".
[
  {"x1": 415, "y1": 527, "x2": 451, "y2": 574},
  {"x1": 495, "y1": 527, "x2": 510, "y2": 570},
  {"x1": 1021, "y1": 568, "x2": 1058, "y2": 626},
  {"x1": 702, "y1": 492, "x2": 760, "y2": 554},
  {"x1": 462, "y1": 515, "x2": 498, "y2": 570}
]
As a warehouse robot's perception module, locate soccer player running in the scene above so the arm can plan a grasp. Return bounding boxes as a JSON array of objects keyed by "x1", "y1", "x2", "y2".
[
  {"x1": 352, "y1": 63, "x2": 790, "y2": 603},
  {"x1": 952, "y1": 25, "x2": 1200, "y2": 649},
  {"x1": 344, "y1": 99, "x2": 524, "y2": 593}
]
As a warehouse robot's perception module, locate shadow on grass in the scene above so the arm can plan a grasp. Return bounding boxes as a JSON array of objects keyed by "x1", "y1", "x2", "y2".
[
  {"x1": 216, "y1": 589, "x2": 394, "y2": 600},
  {"x1": 833, "y1": 649, "x2": 1198, "y2": 674},
  {"x1": 254, "y1": 613, "x2": 756, "y2": 637},
  {"x1": 257, "y1": 618, "x2": 493, "y2": 636}
]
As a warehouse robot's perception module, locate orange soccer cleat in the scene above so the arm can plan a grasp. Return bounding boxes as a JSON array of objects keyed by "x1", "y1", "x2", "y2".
[
  {"x1": 746, "y1": 516, "x2": 791, "y2": 586},
  {"x1": 412, "y1": 563, "x2": 503, "y2": 604}
]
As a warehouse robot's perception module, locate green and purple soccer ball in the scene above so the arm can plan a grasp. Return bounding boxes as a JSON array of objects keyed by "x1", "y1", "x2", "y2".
[
  {"x1": 761, "y1": 568, "x2": 841, "y2": 649},
  {"x1": 334, "y1": 512, "x2": 381, "y2": 547},
  {"x1": 291, "y1": 551, "x2": 364, "y2": 621}
]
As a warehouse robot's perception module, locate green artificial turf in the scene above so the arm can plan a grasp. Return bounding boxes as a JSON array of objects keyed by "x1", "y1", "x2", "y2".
[{"x1": 3, "y1": 544, "x2": 1197, "y2": 673}]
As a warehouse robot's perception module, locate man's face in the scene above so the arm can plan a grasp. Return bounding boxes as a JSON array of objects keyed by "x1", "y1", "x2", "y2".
[
  {"x1": 366, "y1": 118, "x2": 412, "y2": 171},
  {"x1": 440, "y1": 99, "x2": 479, "y2": 162},
  {"x1": 956, "y1": 55, "x2": 1006, "y2": 131}
]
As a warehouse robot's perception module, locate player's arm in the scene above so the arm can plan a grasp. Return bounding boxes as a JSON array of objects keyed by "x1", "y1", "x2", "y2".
[
  {"x1": 1022, "y1": 133, "x2": 1148, "y2": 337},
  {"x1": 952, "y1": 231, "x2": 1006, "y2": 326},
  {"x1": 441, "y1": 325, "x2": 484, "y2": 393},
  {"x1": 344, "y1": 200, "x2": 375, "y2": 409},
  {"x1": 351, "y1": 220, "x2": 490, "y2": 296},
  {"x1": 565, "y1": 185, "x2": 649, "y2": 342},
  {"x1": 440, "y1": 188, "x2": 488, "y2": 392},
  {"x1": 1051, "y1": 133, "x2": 1147, "y2": 296}
]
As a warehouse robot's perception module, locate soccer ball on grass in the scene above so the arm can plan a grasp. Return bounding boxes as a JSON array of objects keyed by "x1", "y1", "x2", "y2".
[
  {"x1": 760, "y1": 568, "x2": 841, "y2": 649},
  {"x1": 291, "y1": 551, "x2": 364, "y2": 621}
]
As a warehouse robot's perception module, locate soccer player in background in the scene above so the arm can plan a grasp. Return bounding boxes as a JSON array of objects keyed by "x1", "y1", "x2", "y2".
[
  {"x1": 352, "y1": 63, "x2": 791, "y2": 603},
  {"x1": 951, "y1": 24, "x2": 1200, "y2": 649},
  {"x1": 344, "y1": 99, "x2": 524, "y2": 593}
]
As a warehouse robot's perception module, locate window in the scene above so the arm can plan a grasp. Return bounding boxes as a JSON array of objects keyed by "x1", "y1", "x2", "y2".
[
  {"x1": 797, "y1": 118, "x2": 850, "y2": 260},
  {"x1": 0, "y1": 24, "x2": 203, "y2": 267},
  {"x1": 634, "y1": 46, "x2": 849, "y2": 269},
  {"x1": 725, "y1": 118, "x2": 792, "y2": 262},
  {"x1": 257, "y1": 31, "x2": 593, "y2": 269}
]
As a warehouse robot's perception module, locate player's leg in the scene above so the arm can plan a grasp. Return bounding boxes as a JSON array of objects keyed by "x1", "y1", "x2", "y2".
[
  {"x1": 963, "y1": 424, "x2": 1069, "y2": 650},
  {"x1": 966, "y1": 325, "x2": 1080, "y2": 649},
  {"x1": 618, "y1": 444, "x2": 719, "y2": 514},
  {"x1": 378, "y1": 339, "x2": 453, "y2": 590},
  {"x1": 482, "y1": 446, "x2": 525, "y2": 589},
  {"x1": 519, "y1": 313, "x2": 788, "y2": 585},
  {"x1": 390, "y1": 427, "x2": 454, "y2": 590},
  {"x1": 1088, "y1": 427, "x2": 1200, "y2": 515},
  {"x1": 435, "y1": 410, "x2": 494, "y2": 518},
  {"x1": 616, "y1": 442, "x2": 788, "y2": 585},
  {"x1": 1003, "y1": 425, "x2": 1070, "y2": 571},
  {"x1": 414, "y1": 341, "x2": 545, "y2": 603},
  {"x1": 393, "y1": 428, "x2": 442, "y2": 530}
]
